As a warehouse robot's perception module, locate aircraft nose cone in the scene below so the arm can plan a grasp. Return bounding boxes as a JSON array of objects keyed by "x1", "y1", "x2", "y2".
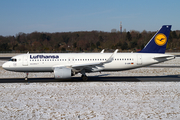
[{"x1": 2, "y1": 62, "x2": 8, "y2": 70}]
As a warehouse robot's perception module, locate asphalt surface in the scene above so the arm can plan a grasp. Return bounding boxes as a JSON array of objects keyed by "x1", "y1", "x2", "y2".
[
  {"x1": 0, "y1": 75, "x2": 180, "y2": 83},
  {"x1": 0, "y1": 57, "x2": 11, "y2": 60}
]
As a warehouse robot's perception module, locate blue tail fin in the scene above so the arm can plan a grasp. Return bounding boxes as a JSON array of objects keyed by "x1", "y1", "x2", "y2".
[{"x1": 138, "y1": 25, "x2": 171, "y2": 53}]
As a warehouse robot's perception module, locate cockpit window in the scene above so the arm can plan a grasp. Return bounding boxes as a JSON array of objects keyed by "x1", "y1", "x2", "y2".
[{"x1": 9, "y1": 58, "x2": 17, "y2": 62}]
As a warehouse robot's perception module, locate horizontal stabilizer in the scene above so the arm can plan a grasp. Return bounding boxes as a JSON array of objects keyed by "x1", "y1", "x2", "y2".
[{"x1": 153, "y1": 55, "x2": 175, "y2": 59}]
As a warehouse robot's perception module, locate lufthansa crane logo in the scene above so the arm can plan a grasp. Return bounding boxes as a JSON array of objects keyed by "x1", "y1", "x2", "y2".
[{"x1": 154, "y1": 33, "x2": 167, "y2": 46}]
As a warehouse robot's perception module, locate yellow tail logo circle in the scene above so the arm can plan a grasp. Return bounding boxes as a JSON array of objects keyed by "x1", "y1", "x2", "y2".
[{"x1": 154, "y1": 33, "x2": 167, "y2": 46}]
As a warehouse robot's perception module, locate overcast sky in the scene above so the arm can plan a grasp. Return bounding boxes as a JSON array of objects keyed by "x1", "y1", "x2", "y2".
[{"x1": 1, "y1": 0, "x2": 180, "y2": 36}]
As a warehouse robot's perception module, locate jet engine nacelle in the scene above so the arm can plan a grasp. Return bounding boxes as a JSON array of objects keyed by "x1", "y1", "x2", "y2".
[{"x1": 54, "y1": 67, "x2": 72, "y2": 79}]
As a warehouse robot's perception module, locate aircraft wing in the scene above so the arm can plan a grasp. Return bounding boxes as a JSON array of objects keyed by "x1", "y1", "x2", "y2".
[
  {"x1": 72, "y1": 49, "x2": 118, "y2": 68},
  {"x1": 72, "y1": 62, "x2": 103, "y2": 68},
  {"x1": 52, "y1": 49, "x2": 118, "y2": 71}
]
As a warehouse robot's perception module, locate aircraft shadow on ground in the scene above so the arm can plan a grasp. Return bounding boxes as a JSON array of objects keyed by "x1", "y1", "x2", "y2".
[{"x1": 0, "y1": 75, "x2": 180, "y2": 83}]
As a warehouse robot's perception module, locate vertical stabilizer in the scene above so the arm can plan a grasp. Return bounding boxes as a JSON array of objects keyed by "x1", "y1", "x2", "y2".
[{"x1": 138, "y1": 25, "x2": 171, "y2": 53}]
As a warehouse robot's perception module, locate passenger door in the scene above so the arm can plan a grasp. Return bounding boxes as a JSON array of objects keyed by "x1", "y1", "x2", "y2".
[
  {"x1": 137, "y1": 55, "x2": 142, "y2": 65},
  {"x1": 22, "y1": 55, "x2": 28, "y2": 66}
]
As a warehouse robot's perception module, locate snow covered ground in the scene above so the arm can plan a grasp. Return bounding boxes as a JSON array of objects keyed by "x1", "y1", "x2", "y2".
[{"x1": 0, "y1": 58, "x2": 180, "y2": 119}]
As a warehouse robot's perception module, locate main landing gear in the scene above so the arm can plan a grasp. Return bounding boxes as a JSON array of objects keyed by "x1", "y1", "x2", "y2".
[
  {"x1": 81, "y1": 74, "x2": 88, "y2": 81},
  {"x1": 81, "y1": 70, "x2": 88, "y2": 81}
]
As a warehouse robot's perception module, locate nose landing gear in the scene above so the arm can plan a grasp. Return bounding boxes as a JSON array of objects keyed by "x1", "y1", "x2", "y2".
[
  {"x1": 25, "y1": 72, "x2": 28, "y2": 80},
  {"x1": 24, "y1": 72, "x2": 30, "y2": 84}
]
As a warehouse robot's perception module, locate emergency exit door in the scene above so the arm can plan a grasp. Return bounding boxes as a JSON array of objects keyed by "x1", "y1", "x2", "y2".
[{"x1": 137, "y1": 55, "x2": 142, "y2": 65}]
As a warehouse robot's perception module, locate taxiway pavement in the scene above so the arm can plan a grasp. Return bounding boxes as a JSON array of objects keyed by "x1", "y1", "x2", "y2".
[{"x1": 0, "y1": 75, "x2": 180, "y2": 83}]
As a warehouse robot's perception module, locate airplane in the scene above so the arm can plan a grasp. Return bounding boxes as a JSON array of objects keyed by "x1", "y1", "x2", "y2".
[{"x1": 2, "y1": 25, "x2": 175, "y2": 81}]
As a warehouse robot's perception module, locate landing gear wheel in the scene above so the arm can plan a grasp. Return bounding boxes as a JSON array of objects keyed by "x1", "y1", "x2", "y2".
[
  {"x1": 25, "y1": 72, "x2": 29, "y2": 81},
  {"x1": 25, "y1": 77, "x2": 28, "y2": 81},
  {"x1": 81, "y1": 75, "x2": 88, "y2": 81}
]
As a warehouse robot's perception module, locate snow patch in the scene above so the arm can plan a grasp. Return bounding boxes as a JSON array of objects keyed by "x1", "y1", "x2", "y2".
[{"x1": 0, "y1": 58, "x2": 180, "y2": 119}]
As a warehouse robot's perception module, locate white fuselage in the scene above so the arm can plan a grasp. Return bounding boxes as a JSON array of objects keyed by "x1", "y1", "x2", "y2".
[{"x1": 2, "y1": 53, "x2": 175, "y2": 72}]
